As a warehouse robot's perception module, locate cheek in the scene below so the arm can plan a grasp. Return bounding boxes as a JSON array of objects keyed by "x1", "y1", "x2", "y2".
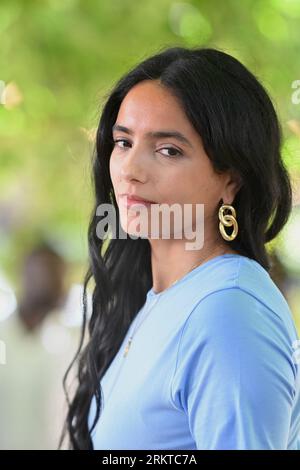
[
  {"x1": 192, "y1": 180, "x2": 217, "y2": 204},
  {"x1": 109, "y1": 154, "x2": 119, "y2": 186},
  {"x1": 168, "y1": 168, "x2": 202, "y2": 202},
  {"x1": 157, "y1": 168, "x2": 187, "y2": 200},
  {"x1": 178, "y1": 168, "x2": 221, "y2": 206}
]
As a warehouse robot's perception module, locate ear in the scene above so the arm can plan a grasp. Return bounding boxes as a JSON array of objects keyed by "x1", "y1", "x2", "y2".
[{"x1": 221, "y1": 170, "x2": 243, "y2": 205}]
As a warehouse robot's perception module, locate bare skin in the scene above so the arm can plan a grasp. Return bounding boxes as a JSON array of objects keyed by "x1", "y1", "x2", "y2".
[{"x1": 110, "y1": 80, "x2": 241, "y2": 294}]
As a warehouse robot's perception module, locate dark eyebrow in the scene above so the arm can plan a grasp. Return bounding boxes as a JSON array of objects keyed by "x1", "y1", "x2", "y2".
[{"x1": 112, "y1": 124, "x2": 193, "y2": 149}]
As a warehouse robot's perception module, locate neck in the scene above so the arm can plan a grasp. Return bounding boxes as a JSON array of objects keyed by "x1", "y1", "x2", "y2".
[{"x1": 149, "y1": 237, "x2": 237, "y2": 295}]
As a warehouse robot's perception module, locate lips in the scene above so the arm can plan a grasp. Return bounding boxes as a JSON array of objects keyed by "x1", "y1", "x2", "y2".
[{"x1": 119, "y1": 193, "x2": 156, "y2": 207}]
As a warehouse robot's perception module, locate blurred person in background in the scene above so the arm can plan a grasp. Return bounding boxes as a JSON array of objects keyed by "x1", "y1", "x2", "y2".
[{"x1": 0, "y1": 243, "x2": 80, "y2": 449}]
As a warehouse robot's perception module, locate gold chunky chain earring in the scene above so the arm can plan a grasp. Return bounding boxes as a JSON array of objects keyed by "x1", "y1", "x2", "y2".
[{"x1": 218, "y1": 203, "x2": 238, "y2": 241}]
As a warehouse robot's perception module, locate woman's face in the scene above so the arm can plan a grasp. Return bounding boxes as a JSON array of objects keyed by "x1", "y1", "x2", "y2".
[{"x1": 109, "y1": 79, "x2": 238, "y2": 241}]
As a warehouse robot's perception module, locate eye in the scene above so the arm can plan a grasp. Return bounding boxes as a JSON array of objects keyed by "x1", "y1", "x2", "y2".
[
  {"x1": 158, "y1": 147, "x2": 183, "y2": 158},
  {"x1": 113, "y1": 139, "x2": 131, "y2": 149},
  {"x1": 112, "y1": 139, "x2": 183, "y2": 158}
]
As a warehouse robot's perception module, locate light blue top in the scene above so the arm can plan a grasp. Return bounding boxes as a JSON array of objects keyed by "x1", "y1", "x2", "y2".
[{"x1": 88, "y1": 254, "x2": 300, "y2": 450}]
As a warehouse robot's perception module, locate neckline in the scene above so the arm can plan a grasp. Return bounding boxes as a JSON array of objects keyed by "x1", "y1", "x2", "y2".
[{"x1": 146, "y1": 253, "x2": 246, "y2": 299}]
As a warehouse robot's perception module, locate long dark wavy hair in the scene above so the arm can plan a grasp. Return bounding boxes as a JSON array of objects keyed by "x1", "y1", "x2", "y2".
[{"x1": 59, "y1": 45, "x2": 293, "y2": 449}]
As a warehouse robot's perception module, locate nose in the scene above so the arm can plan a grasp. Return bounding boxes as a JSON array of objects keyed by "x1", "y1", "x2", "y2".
[{"x1": 120, "y1": 145, "x2": 148, "y2": 182}]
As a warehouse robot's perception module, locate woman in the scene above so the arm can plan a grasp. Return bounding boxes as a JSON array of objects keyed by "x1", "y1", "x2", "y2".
[{"x1": 61, "y1": 46, "x2": 300, "y2": 450}]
